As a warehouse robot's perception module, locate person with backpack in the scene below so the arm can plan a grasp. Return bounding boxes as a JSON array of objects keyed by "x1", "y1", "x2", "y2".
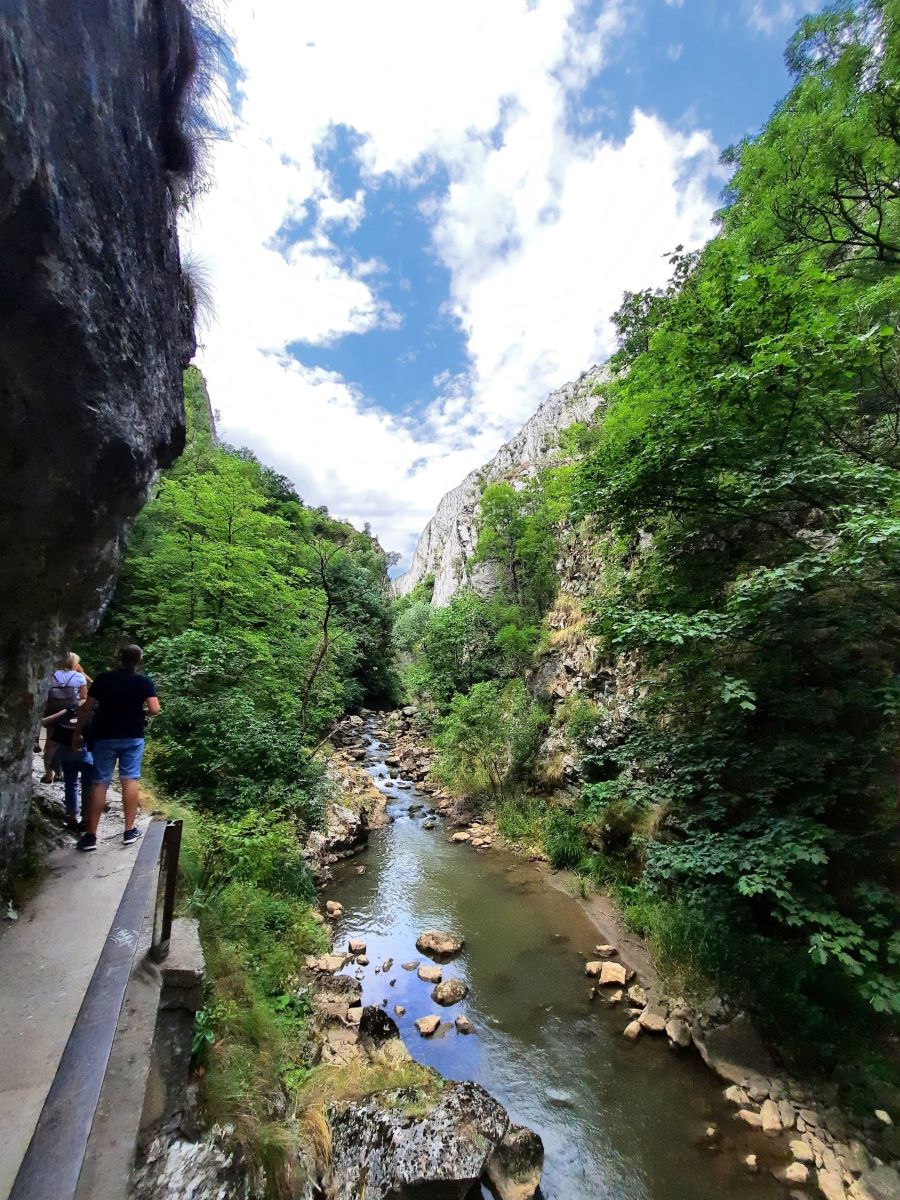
[
  {"x1": 41, "y1": 704, "x2": 96, "y2": 830},
  {"x1": 39, "y1": 653, "x2": 88, "y2": 782},
  {"x1": 73, "y1": 644, "x2": 160, "y2": 851}
]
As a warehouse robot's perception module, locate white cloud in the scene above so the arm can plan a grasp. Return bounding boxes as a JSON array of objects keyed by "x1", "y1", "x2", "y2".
[
  {"x1": 743, "y1": 1, "x2": 819, "y2": 36},
  {"x1": 185, "y1": 0, "x2": 724, "y2": 564}
]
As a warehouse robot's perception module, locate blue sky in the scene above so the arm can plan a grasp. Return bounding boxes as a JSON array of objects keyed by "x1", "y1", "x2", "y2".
[{"x1": 186, "y1": 0, "x2": 820, "y2": 565}]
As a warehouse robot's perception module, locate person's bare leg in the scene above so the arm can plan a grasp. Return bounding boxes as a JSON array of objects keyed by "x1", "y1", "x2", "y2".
[
  {"x1": 85, "y1": 780, "x2": 109, "y2": 836},
  {"x1": 121, "y1": 778, "x2": 140, "y2": 832}
]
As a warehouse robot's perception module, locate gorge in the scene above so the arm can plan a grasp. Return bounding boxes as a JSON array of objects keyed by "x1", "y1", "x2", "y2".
[{"x1": 1, "y1": 3, "x2": 898, "y2": 1200}]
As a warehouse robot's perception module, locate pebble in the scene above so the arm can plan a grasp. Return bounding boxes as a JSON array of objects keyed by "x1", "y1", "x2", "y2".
[
  {"x1": 415, "y1": 1015, "x2": 440, "y2": 1037},
  {"x1": 393, "y1": 1005, "x2": 405, "y2": 1016}
]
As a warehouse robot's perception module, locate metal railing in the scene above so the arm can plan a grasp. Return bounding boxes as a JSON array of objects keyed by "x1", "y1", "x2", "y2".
[{"x1": 9, "y1": 818, "x2": 183, "y2": 1200}]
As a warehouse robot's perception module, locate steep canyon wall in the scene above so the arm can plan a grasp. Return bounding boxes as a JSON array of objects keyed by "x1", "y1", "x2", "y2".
[
  {"x1": 0, "y1": 0, "x2": 198, "y2": 861},
  {"x1": 393, "y1": 366, "x2": 607, "y2": 605}
]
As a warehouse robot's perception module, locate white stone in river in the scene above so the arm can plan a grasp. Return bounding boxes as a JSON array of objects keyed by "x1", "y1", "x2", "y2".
[
  {"x1": 598, "y1": 962, "x2": 627, "y2": 986},
  {"x1": 789, "y1": 1139, "x2": 815, "y2": 1164},
  {"x1": 417, "y1": 964, "x2": 442, "y2": 984},
  {"x1": 760, "y1": 1098, "x2": 782, "y2": 1135},
  {"x1": 415, "y1": 1015, "x2": 440, "y2": 1036}
]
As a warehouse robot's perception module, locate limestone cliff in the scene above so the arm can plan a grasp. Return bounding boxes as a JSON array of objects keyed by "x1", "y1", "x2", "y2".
[
  {"x1": 0, "y1": 0, "x2": 199, "y2": 861},
  {"x1": 393, "y1": 366, "x2": 608, "y2": 605}
]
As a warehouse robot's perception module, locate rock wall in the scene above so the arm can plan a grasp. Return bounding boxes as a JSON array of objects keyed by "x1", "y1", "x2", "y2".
[
  {"x1": 393, "y1": 365, "x2": 608, "y2": 606},
  {"x1": 0, "y1": 0, "x2": 198, "y2": 862}
]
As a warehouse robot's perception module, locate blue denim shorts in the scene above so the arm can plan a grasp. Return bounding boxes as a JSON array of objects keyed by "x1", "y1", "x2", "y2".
[{"x1": 91, "y1": 738, "x2": 145, "y2": 782}]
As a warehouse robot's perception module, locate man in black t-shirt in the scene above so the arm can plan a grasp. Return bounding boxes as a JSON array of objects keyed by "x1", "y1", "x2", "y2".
[{"x1": 74, "y1": 644, "x2": 160, "y2": 852}]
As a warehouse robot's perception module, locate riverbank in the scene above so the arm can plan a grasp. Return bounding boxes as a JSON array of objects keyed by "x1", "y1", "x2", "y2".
[{"x1": 329, "y1": 709, "x2": 900, "y2": 1200}]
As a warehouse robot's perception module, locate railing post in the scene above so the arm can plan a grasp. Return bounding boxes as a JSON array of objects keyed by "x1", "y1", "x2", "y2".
[{"x1": 150, "y1": 819, "x2": 182, "y2": 963}]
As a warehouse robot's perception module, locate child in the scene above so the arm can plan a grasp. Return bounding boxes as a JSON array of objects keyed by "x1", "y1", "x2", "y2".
[{"x1": 42, "y1": 706, "x2": 96, "y2": 830}]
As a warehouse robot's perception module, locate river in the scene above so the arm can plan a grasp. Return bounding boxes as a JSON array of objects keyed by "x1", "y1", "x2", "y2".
[{"x1": 329, "y1": 722, "x2": 782, "y2": 1200}]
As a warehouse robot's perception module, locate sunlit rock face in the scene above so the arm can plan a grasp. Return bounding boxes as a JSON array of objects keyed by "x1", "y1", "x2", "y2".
[
  {"x1": 393, "y1": 366, "x2": 608, "y2": 607},
  {"x1": 0, "y1": 0, "x2": 197, "y2": 861}
]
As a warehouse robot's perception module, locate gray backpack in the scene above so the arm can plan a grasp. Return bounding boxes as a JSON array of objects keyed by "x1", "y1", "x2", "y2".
[{"x1": 48, "y1": 670, "x2": 80, "y2": 707}]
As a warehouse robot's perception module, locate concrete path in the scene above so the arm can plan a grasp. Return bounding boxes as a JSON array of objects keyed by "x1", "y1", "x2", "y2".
[{"x1": 0, "y1": 757, "x2": 151, "y2": 1199}]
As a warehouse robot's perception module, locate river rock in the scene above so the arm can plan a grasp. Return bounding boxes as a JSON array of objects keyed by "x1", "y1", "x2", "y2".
[
  {"x1": 418, "y1": 965, "x2": 442, "y2": 984},
  {"x1": 484, "y1": 1124, "x2": 544, "y2": 1200},
  {"x1": 775, "y1": 1163, "x2": 810, "y2": 1185},
  {"x1": 382, "y1": 959, "x2": 393, "y2": 972},
  {"x1": 327, "y1": 1080, "x2": 535, "y2": 1199},
  {"x1": 348, "y1": 940, "x2": 366, "y2": 955},
  {"x1": 394, "y1": 1005, "x2": 406, "y2": 1017},
  {"x1": 693, "y1": 1012, "x2": 773, "y2": 1085},
  {"x1": 357, "y1": 956, "x2": 369, "y2": 966},
  {"x1": 790, "y1": 1139, "x2": 816, "y2": 1164},
  {"x1": 415, "y1": 1015, "x2": 441, "y2": 1037},
  {"x1": 744, "y1": 1154, "x2": 758, "y2": 1172},
  {"x1": 402, "y1": 961, "x2": 420, "y2": 971},
  {"x1": 305, "y1": 953, "x2": 350, "y2": 974},
  {"x1": 761, "y1": 1098, "x2": 782, "y2": 1135},
  {"x1": 816, "y1": 1168, "x2": 847, "y2": 1200},
  {"x1": 623, "y1": 1020, "x2": 641, "y2": 1041},
  {"x1": 325, "y1": 900, "x2": 343, "y2": 918},
  {"x1": 875, "y1": 1110, "x2": 894, "y2": 1126},
  {"x1": 455, "y1": 1016, "x2": 473, "y2": 1034},
  {"x1": 665, "y1": 1018, "x2": 692, "y2": 1049},
  {"x1": 432, "y1": 979, "x2": 469, "y2": 1007},
  {"x1": 627, "y1": 984, "x2": 648, "y2": 1007},
  {"x1": 416, "y1": 930, "x2": 465, "y2": 959},
  {"x1": 584, "y1": 961, "x2": 603, "y2": 977},
  {"x1": 638, "y1": 1005, "x2": 667, "y2": 1033},
  {"x1": 422, "y1": 820, "x2": 436, "y2": 830},
  {"x1": 736, "y1": 1110, "x2": 763, "y2": 1128},
  {"x1": 594, "y1": 944, "x2": 616, "y2": 957},
  {"x1": 779, "y1": 1099, "x2": 796, "y2": 1129},
  {"x1": 857, "y1": 1166, "x2": 900, "y2": 1200},
  {"x1": 725, "y1": 1085, "x2": 750, "y2": 1107},
  {"x1": 598, "y1": 962, "x2": 628, "y2": 986}
]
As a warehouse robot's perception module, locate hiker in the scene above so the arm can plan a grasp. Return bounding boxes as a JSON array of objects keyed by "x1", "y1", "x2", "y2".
[
  {"x1": 38, "y1": 653, "x2": 88, "y2": 782},
  {"x1": 74, "y1": 644, "x2": 160, "y2": 852},
  {"x1": 42, "y1": 704, "x2": 96, "y2": 830}
]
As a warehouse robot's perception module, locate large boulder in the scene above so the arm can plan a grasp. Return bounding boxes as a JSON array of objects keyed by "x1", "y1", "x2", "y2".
[
  {"x1": 484, "y1": 1125, "x2": 544, "y2": 1200},
  {"x1": 692, "y1": 1012, "x2": 774, "y2": 1085},
  {"x1": 326, "y1": 1081, "x2": 542, "y2": 1200},
  {"x1": 0, "y1": 0, "x2": 198, "y2": 863},
  {"x1": 858, "y1": 1166, "x2": 900, "y2": 1200},
  {"x1": 432, "y1": 979, "x2": 469, "y2": 1007},
  {"x1": 416, "y1": 930, "x2": 465, "y2": 959}
]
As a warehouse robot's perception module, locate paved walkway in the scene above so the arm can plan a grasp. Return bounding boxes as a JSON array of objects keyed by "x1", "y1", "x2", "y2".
[{"x1": 0, "y1": 757, "x2": 151, "y2": 1198}]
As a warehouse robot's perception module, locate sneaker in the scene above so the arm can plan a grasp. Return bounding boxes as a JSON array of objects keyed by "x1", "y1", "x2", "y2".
[
  {"x1": 76, "y1": 833, "x2": 97, "y2": 853},
  {"x1": 123, "y1": 827, "x2": 142, "y2": 846}
]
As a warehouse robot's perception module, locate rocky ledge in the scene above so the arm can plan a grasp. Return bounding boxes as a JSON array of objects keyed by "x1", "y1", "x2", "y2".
[
  {"x1": 328, "y1": 1080, "x2": 542, "y2": 1200},
  {"x1": 306, "y1": 971, "x2": 543, "y2": 1200}
]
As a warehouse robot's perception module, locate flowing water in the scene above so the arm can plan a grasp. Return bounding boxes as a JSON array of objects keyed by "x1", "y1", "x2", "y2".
[{"x1": 330, "y1": 724, "x2": 782, "y2": 1200}]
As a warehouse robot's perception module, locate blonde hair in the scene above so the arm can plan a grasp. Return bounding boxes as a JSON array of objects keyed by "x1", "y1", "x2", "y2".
[{"x1": 60, "y1": 651, "x2": 79, "y2": 670}]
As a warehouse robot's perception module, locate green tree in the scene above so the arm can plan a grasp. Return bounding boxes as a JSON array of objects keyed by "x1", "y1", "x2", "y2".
[
  {"x1": 435, "y1": 680, "x2": 544, "y2": 800},
  {"x1": 571, "y1": 1, "x2": 900, "y2": 1023}
]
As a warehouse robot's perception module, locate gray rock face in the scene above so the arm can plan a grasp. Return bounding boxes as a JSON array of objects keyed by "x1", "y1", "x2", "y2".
[
  {"x1": 326, "y1": 1080, "x2": 542, "y2": 1200},
  {"x1": 0, "y1": 0, "x2": 197, "y2": 862},
  {"x1": 393, "y1": 366, "x2": 608, "y2": 606}
]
